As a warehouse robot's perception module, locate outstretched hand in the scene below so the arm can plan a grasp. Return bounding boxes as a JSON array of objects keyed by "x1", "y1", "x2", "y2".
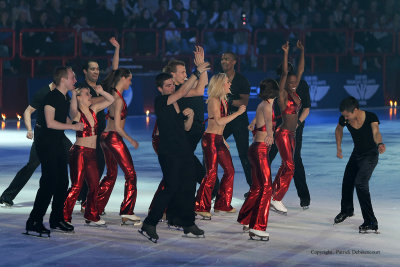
[
  {"x1": 296, "y1": 40, "x2": 304, "y2": 51},
  {"x1": 282, "y1": 41, "x2": 289, "y2": 53},
  {"x1": 196, "y1": 61, "x2": 210, "y2": 74},
  {"x1": 109, "y1": 37, "x2": 120, "y2": 49},
  {"x1": 194, "y1": 46, "x2": 204, "y2": 66}
]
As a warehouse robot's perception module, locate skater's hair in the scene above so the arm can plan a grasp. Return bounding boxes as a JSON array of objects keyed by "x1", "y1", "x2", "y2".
[
  {"x1": 53, "y1": 66, "x2": 72, "y2": 86},
  {"x1": 339, "y1": 96, "x2": 359, "y2": 113},
  {"x1": 163, "y1": 60, "x2": 185, "y2": 73},
  {"x1": 101, "y1": 68, "x2": 132, "y2": 93},
  {"x1": 258, "y1": 79, "x2": 280, "y2": 100},
  {"x1": 206, "y1": 73, "x2": 227, "y2": 103},
  {"x1": 75, "y1": 87, "x2": 89, "y2": 96},
  {"x1": 222, "y1": 51, "x2": 237, "y2": 62},
  {"x1": 276, "y1": 62, "x2": 294, "y2": 76},
  {"x1": 82, "y1": 60, "x2": 99, "y2": 72},
  {"x1": 155, "y1": 72, "x2": 173, "y2": 88}
]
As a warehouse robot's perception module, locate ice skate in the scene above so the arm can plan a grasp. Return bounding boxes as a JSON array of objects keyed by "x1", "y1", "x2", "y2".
[
  {"x1": 359, "y1": 222, "x2": 380, "y2": 234},
  {"x1": 23, "y1": 218, "x2": 50, "y2": 238},
  {"x1": 50, "y1": 220, "x2": 74, "y2": 233},
  {"x1": 270, "y1": 200, "x2": 287, "y2": 214},
  {"x1": 121, "y1": 214, "x2": 142, "y2": 226},
  {"x1": 242, "y1": 224, "x2": 250, "y2": 232},
  {"x1": 138, "y1": 223, "x2": 159, "y2": 243},
  {"x1": 300, "y1": 199, "x2": 310, "y2": 210},
  {"x1": 0, "y1": 196, "x2": 13, "y2": 207},
  {"x1": 214, "y1": 207, "x2": 237, "y2": 214},
  {"x1": 333, "y1": 212, "x2": 354, "y2": 224},
  {"x1": 249, "y1": 229, "x2": 269, "y2": 241},
  {"x1": 195, "y1": 211, "x2": 211, "y2": 220},
  {"x1": 183, "y1": 224, "x2": 205, "y2": 238},
  {"x1": 85, "y1": 218, "x2": 107, "y2": 227}
]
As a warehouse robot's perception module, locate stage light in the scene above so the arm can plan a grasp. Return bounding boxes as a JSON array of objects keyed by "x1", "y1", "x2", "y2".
[
  {"x1": 389, "y1": 100, "x2": 393, "y2": 107},
  {"x1": 146, "y1": 110, "x2": 150, "y2": 117},
  {"x1": 17, "y1": 114, "x2": 21, "y2": 120},
  {"x1": 1, "y1": 113, "x2": 6, "y2": 121}
]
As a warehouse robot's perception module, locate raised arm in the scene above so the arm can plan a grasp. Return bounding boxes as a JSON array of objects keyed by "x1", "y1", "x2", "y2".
[
  {"x1": 23, "y1": 105, "x2": 36, "y2": 139},
  {"x1": 69, "y1": 89, "x2": 79, "y2": 119},
  {"x1": 279, "y1": 41, "x2": 289, "y2": 105},
  {"x1": 295, "y1": 40, "x2": 305, "y2": 88},
  {"x1": 110, "y1": 37, "x2": 120, "y2": 71},
  {"x1": 208, "y1": 97, "x2": 246, "y2": 126},
  {"x1": 371, "y1": 122, "x2": 385, "y2": 154},
  {"x1": 186, "y1": 46, "x2": 208, "y2": 97},
  {"x1": 335, "y1": 124, "x2": 344, "y2": 159},
  {"x1": 113, "y1": 97, "x2": 138, "y2": 149},
  {"x1": 90, "y1": 85, "x2": 115, "y2": 113},
  {"x1": 167, "y1": 61, "x2": 210, "y2": 105}
]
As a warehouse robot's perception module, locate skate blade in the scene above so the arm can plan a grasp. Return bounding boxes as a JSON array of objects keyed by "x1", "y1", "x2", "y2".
[
  {"x1": 183, "y1": 233, "x2": 205, "y2": 238},
  {"x1": 302, "y1": 206, "x2": 309, "y2": 210},
  {"x1": 167, "y1": 225, "x2": 183, "y2": 231},
  {"x1": 0, "y1": 203, "x2": 12, "y2": 208},
  {"x1": 359, "y1": 230, "x2": 380, "y2": 234},
  {"x1": 50, "y1": 228, "x2": 75, "y2": 234},
  {"x1": 121, "y1": 220, "x2": 142, "y2": 226},
  {"x1": 138, "y1": 229, "x2": 158, "y2": 243},
  {"x1": 84, "y1": 223, "x2": 107, "y2": 228},
  {"x1": 249, "y1": 233, "x2": 269, "y2": 241},
  {"x1": 22, "y1": 231, "x2": 50, "y2": 238},
  {"x1": 270, "y1": 207, "x2": 287, "y2": 215}
]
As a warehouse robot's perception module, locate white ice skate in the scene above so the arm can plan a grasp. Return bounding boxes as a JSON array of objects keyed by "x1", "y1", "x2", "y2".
[
  {"x1": 121, "y1": 214, "x2": 142, "y2": 226},
  {"x1": 85, "y1": 218, "x2": 107, "y2": 227},
  {"x1": 195, "y1": 211, "x2": 212, "y2": 220},
  {"x1": 242, "y1": 224, "x2": 250, "y2": 232},
  {"x1": 214, "y1": 207, "x2": 237, "y2": 214},
  {"x1": 249, "y1": 229, "x2": 269, "y2": 241},
  {"x1": 270, "y1": 200, "x2": 287, "y2": 214}
]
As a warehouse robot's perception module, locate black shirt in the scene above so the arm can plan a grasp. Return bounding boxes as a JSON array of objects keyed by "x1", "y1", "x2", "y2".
[
  {"x1": 76, "y1": 80, "x2": 106, "y2": 133},
  {"x1": 37, "y1": 89, "x2": 70, "y2": 138},
  {"x1": 339, "y1": 111, "x2": 379, "y2": 154},
  {"x1": 228, "y1": 72, "x2": 250, "y2": 114},
  {"x1": 31, "y1": 84, "x2": 51, "y2": 122},
  {"x1": 155, "y1": 95, "x2": 192, "y2": 156},
  {"x1": 176, "y1": 84, "x2": 205, "y2": 124}
]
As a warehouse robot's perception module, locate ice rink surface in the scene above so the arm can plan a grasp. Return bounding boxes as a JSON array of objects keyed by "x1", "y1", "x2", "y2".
[{"x1": 0, "y1": 108, "x2": 399, "y2": 266}]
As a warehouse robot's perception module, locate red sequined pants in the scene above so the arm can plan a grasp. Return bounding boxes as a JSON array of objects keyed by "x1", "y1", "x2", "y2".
[
  {"x1": 195, "y1": 133, "x2": 234, "y2": 212},
  {"x1": 64, "y1": 145, "x2": 100, "y2": 222},
  {"x1": 238, "y1": 142, "x2": 272, "y2": 231},
  {"x1": 272, "y1": 127, "x2": 295, "y2": 201},
  {"x1": 97, "y1": 131, "x2": 137, "y2": 215}
]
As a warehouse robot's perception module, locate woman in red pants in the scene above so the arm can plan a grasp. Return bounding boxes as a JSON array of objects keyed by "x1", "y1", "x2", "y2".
[
  {"x1": 194, "y1": 73, "x2": 246, "y2": 219},
  {"x1": 97, "y1": 68, "x2": 141, "y2": 225},
  {"x1": 237, "y1": 74, "x2": 282, "y2": 240},
  {"x1": 271, "y1": 40, "x2": 305, "y2": 214},
  {"x1": 64, "y1": 85, "x2": 114, "y2": 226}
]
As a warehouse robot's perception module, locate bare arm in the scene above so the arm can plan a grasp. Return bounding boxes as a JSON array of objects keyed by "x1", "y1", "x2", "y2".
[
  {"x1": 113, "y1": 98, "x2": 139, "y2": 149},
  {"x1": 23, "y1": 105, "x2": 36, "y2": 139},
  {"x1": 279, "y1": 42, "x2": 289, "y2": 108},
  {"x1": 231, "y1": 94, "x2": 249, "y2": 107},
  {"x1": 371, "y1": 122, "x2": 385, "y2": 154},
  {"x1": 262, "y1": 102, "x2": 274, "y2": 145},
  {"x1": 110, "y1": 37, "x2": 120, "y2": 71},
  {"x1": 90, "y1": 85, "x2": 115, "y2": 113},
  {"x1": 69, "y1": 90, "x2": 79, "y2": 119},
  {"x1": 44, "y1": 105, "x2": 83, "y2": 131},
  {"x1": 295, "y1": 40, "x2": 305, "y2": 88},
  {"x1": 248, "y1": 117, "x2": 256, "y2": 131},
  {"x1": 209, "y1": 97, "x2": 246, "y2": 126},
  {"x1": 182, "y1": 108, "x2": 194, "y2": 131},
  {"x1": 335, "y1": 124, "x2": 344, "y2": 159},
  {"x1": 298, "y1": 107, "x2": 310, "y2": 123},
  {"x1": 186, "y1": 45, "x2": 208, "y2": 97}
]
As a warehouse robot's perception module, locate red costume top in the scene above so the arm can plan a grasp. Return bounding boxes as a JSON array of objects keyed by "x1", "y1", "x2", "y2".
[
  {"x1": 205, "y1": 99, "x2": 228, "y2": 124},
  {"x1": 283, "y1": 93, "x2": 301, "y2": 115},
  {"x1": 107, "y1": 89, "x2": 128, "y2": 120},
  {"x1": 76, "y1": 108, "x2": 98, "y2": 137}
]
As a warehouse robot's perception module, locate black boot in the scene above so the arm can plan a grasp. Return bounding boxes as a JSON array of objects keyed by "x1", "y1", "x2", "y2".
[
  {"x1": 25, "y1": 218, "x2": 50, "y2": 237},
  {"x1": 359, "y1": 222, "x2": 379, "y2": 233},
  {"x1": 183, "y1": 224, "x2": 205, "y2": 237},
  {"x1": 50, "y1": 220, "x2": 74, "y2": 232},
  {"x1": 139, "y1": 223, "x2": 159, "y2": 243},
  {"x1": 0, "y1": 196, "x2": 14, "y2": 206},
  {"x1": 334, "y1": 212, "x2": 354, "y2": 224},
  {"x1": 300, "y1": 199, "x2": 310, "y2": 209}
]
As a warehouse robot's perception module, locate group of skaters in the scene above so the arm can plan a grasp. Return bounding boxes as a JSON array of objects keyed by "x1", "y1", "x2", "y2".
[{"x1": 0, "y1": 38, "x2": 385, "y2": 242}]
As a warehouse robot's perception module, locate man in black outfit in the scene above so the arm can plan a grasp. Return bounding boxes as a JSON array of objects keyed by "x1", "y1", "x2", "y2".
[
  {"x1": 269, "y1": 63, "x2": 311, "y2": 208},
  {"x1": 25, "y1": 67, "x2": 83, "y2": 236},
  {"x1": 141, "y1": 65, "x2": 209, "y2": 242},
  {"x1": 221, "y1": 52, "x2": 252, "y2": 190},
  {"x1": 334, "y1": 97, "x2": 385, "y2": 233},
  {"x1": 0, "y1": 83, "x2": 72, "y2": 207}
]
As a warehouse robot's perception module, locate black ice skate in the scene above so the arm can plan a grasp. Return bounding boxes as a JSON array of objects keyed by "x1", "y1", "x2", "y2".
[
  {"x1": 24, "y1": 218, "x2": 50, "y2": 238},
  {"x1": 300, "y1": 199, "x2": 310, "y2": 210},
  {"x1": 359, "y1": 222, "x2": 380, "y2": 234},
  {"x1": 138, "y1": 223, "x2": 159, "y2": 243},
  {"x1": 0, "y1": 196, "x2": 13, "y2": 207},
  {"x1": 333, "y1": 212, "x2": 354, "y2": 224},
  {"x1": 50, "y1": 220, "x2": 74, "y2": 233},
  {"x1": 183, "y1": 224, "x2": 205, "y2": 238},
  {"x1": 249, "y1": 229, "x2": 269, "y2": 241}
]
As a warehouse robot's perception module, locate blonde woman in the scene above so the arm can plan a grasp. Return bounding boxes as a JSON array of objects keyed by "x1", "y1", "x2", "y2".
[
  {"x1": 194, "y1": 73, "x2": 246, "y2": 219},
  {"x1": 63, "y1": 86, "x2": 114, "y2": 226}
]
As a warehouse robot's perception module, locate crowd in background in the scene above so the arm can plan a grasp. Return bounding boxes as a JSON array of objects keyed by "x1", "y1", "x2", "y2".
[{"x1": 1, "y1": 0, "x2": 400, "y2": 74}]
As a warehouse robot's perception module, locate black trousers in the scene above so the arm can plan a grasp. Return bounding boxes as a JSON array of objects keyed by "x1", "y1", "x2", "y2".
[
  {"x1": 269, "y1": 122, "x2": 310, "y2": 205},
  {"x1": 340, "y1": 148, "x2": 379, "y2": 224},
  {"x1": 78, "y1": 133, "x2": 105, "y2": 202},
  {"x1": 144, "y1": 153, "x2": 196, "y2": 227},
  {"x1": 1, "y1": 127, "x2": 71, "y2": 203},
  {"x1": 29, "y1": 132, "x2": 72, "y2": 223},
  {"x1": 223, "y1": 114, "x2": 252, "y2": 187}
]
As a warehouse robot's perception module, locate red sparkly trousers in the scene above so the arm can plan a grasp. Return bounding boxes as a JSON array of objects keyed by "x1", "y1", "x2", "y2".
[
  {"x1": 237, "y1": 142, "x2": 272, "y2": 231},
  {"x1": 97, "y1": 131, "x2": 137, "y2": 215}
]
